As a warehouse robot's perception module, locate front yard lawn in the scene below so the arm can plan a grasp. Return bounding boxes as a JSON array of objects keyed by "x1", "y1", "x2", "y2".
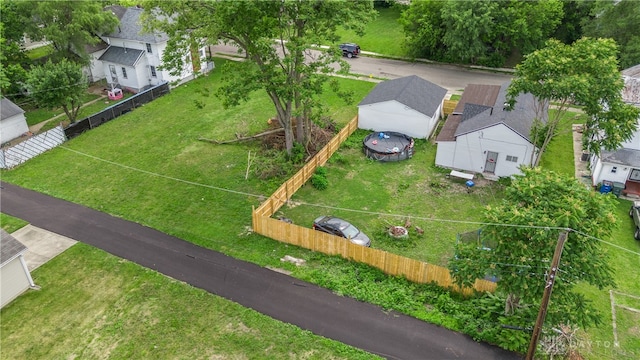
[{"x1": 336, "y1": 6, "x2": 406, "y2": 58}]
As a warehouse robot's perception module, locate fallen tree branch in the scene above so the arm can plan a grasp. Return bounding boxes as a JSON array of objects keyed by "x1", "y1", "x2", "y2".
[{"x1": 198, "y1": 128, "x2": 285, "y2": 144}]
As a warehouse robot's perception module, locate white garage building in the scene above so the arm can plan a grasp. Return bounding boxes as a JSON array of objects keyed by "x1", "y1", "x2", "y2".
[
  {"x1": 1, "y1": 98, "x2": 29, "y2": 145},
  {"x1": 357, "y1": 75, "x2": 447, "y2": 139},
  {"x1": 1, "y1": 229, "x2": 35, "y2": 308}
]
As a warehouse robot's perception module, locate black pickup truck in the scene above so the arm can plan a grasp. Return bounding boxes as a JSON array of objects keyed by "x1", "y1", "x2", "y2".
[{"x1": 629, "y1": 201, "x2": 640, "y2": 240}]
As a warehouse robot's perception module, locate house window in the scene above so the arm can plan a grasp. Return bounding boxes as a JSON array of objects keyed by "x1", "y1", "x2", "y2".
[
  {"x1": 146, "y1": 43, "x2": 152, "y2": 53},
  {"x1": 121, "y1": 67, "x2": 127, "y2": 79},
  {"x1": 150, "y1": 66, "x2": 157, "y2": 78},
  {"x1": 506, "y1": 155, "x2": 518, "y2": 163},
  {"x1": 199, "y1": 48, "x2": 206, "y2": 58},
  {"x1": 611, "y1": 166, "x2": 617, "y2": 173}
]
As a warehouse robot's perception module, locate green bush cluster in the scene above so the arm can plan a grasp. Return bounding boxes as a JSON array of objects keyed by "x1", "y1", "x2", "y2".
[
  {"x1": 340, "y1": 129, "x2": 370, "y2": 150},
  {"x1": 311, "y1": 166, "x2": 329, "y2": 190},
  {"x1": 298, "y1": 252, "x2": 532, "y2": 353},
  {"x1": 288, "y1": 142, "x2": 306, "y2": 164}
]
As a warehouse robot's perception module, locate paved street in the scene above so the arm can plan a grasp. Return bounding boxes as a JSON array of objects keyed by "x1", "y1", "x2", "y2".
[
  {"x1": 1, "y1": 181, "x2": 522, "y2": 360},
  {"x1": 208, "y1": 43, "x2": 514, "y2": 92}
]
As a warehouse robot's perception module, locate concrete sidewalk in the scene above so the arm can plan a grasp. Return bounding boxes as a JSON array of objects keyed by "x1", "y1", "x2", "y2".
[{"x1": 11, "y1": 224, "x2": 76, "y2": 271}]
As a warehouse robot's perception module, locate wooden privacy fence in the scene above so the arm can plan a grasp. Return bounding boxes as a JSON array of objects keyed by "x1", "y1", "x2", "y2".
[
  {"x1": 442, "y1": 99, "x2": 458, "y2": 116},
  {"x1": 252, "y1": 116, "x2": 496, "y2": 295},
  {"x1": 254, "y1": 116, "x2": 358, "y2": 217}
]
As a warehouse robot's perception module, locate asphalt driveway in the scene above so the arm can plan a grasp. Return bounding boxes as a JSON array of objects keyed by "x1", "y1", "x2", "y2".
[{"x1": 1, "y1": 181, "x2": 522, "y2": 360}]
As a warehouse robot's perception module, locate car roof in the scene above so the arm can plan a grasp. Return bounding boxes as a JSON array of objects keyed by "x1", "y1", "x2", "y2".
[
  {"x1": 327, "y1": 217, "x2": 357, "y2": 231},
  {"x1": 319, "y1": 216, "x2": 348, "y2": 226}
]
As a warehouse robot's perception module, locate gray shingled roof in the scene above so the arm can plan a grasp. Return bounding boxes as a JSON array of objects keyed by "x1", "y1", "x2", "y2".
[
  {"x1": 1, "y1": 229, "x2": 27, "y2": 266},
  {"x1": 104, "y1": 6, "x2": 169, "y2": 43},
  {"x1": 622, "y1": 64, "x2": 640, "y2": 78},
  {"x1": 454, "y1": 82, "x2": 544, "y2": 142},
  {"x1": 600, "y1": 148, "x2": 640, "y2": 167},
  {"x1": 1, "y1": 98, "x2": 25, "y2": 120},
  {"x1": 98, "y1": 46, "x2": 145, "y2": 67},
  {"x1": 84, "y1": 37, "x2": 109, "y2": 54},
  {"x1": 358, "y1": 75, "x2": 447, "y2": 117}
]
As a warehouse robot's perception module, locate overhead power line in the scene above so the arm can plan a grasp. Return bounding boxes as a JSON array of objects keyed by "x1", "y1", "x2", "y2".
[{"x1": 58, "y1": 145, "x2": 640, "y2": 257}]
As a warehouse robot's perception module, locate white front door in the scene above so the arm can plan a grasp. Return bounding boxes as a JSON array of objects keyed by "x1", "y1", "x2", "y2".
[
  {"x1": 109, "y1": 65, "x2": 118, "y2": 84},
  {"x1": 484, "y1": 151, "x2": 498, "y2": 173}
]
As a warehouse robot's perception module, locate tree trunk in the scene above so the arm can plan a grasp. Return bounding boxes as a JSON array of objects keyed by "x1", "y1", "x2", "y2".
[
  {"x1": 270, "y1": 95, "x2": 294, "y2": 155},
  {"x1": 295, "y1": 92, "x2": 304, "y2": 144}
]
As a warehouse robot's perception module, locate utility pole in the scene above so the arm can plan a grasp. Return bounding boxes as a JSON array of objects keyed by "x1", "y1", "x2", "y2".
[{"x1": 525, "y1": 230, "x2": 568, "y2": 360}]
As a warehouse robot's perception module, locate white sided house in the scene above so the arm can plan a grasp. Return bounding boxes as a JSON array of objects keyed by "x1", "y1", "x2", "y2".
[
  {"x1": 357, "y1": 75, "x2": 447, "y2": 139},
  {"x1": 83, "y1": 39, "x2": 109, "y2": 83},
  {"x1": 0, "y1": 98, "x2": 29, "y2": 145},
  {"x1": 590, "y1": 64, "x2": 640, "y2": 195},
  {"x1": 435, "y1": 82, "x2": 543, "y2": 179},
  {"x1": 0, "y1": 230, "x2": 35, "y2": 308},
  {"x1": 97, "y1": 6, "x2": 212, "y2": 93}
]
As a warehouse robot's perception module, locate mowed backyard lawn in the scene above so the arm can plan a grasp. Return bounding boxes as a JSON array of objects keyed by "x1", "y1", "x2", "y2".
[
  {"x1": 0, "y1": 214, "x2": 378, "y2": 360},
  {"x1": 1, "y1": 56, "x2": 639, "y2": 359}
]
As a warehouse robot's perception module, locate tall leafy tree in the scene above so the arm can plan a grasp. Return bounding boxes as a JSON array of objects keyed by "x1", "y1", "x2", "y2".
[
  {"x1": 0, "y1": 1, "x2": 32, "y2": 96},
  {"x1": 143, "y1": 0, "x2": 375, "y2": 155},
  {"x1": 439, "y1": 0, "x2": 498, "y2": 64},
  {"x1": 25, "y1": 59, "x2": 88, "y2": 123},
  {"x1": 401, "y1": 0, "x2": 563, "y2": 67},
  {"x1": 494, "y1": 0, "x2": 563, "y2": 56},
  {"x1": 399, "y1": 0, "x2": 446, "y2": 59},
  {"x1": 507, "y1": 38, "x2": 639, "y2": 165},
  {"x1": 552, "y1": 0, "x2": 595, "y2": 45},
  {"x1": 582, "y1": 0, "x2": 640, "y2": 69},
  {"x1": 450, "y1": 167, "x2": 617, "y2": 330},
  {"x1": 24, "y1": 0, "x2": 118, "y2": 63}
]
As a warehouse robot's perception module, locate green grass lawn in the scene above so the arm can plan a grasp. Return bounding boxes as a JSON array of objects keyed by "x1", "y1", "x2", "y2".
[
  {"x1": 23, "y1": 93, "x2": 102, "y2": 127},
  {"x1": 2, "y1": 56, "x2": 638, "y2": 358},
  {"x1": 0, "y1": 213, "x2": 28, "y2": 233},
  {"x1": 279, "y1": 132, "x2": 506, "y2": 266},
  {"x1": 337, "y1": 6, "x2": 406, "y2": 58},
  {"x1": 0, "y1": 241, "x2": 378, "y2": 360},
  {"x1": 539, "y1": 110, "x2": 589, "y2": 176},
  {"x1": 25, "y1": 44, "x2": 53, "y2": 60},
  {"x1": 573, "y1": 200, "x2": 640, "y2": 359}
]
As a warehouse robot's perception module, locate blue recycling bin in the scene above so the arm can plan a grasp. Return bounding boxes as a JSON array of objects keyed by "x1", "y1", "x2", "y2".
[{"x1": 599, "y1": 180, "x2": 612, "y2": 194}]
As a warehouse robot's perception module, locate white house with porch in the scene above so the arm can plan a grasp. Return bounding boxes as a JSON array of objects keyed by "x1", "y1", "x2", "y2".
[
  {"x1": 589, "y1": 65, "x2": 640, "y2": 195},
  {"x1": 435, "y1": 82, "x2": 543, "y2": 179},
  {"x1": 96, "y1": 6, "x2": 212, "y2": 93}
]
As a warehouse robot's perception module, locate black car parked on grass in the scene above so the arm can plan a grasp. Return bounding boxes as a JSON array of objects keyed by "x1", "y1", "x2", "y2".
[
  {"x1": 339, "y1": 43, "x2": 361, "y2": 58},
  {"x1": 313, "y1": 216, "x2": 371, "y2": 247}
]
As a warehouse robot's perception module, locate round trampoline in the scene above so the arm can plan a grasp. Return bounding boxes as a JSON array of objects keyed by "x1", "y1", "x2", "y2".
[{"x1": 363, "y1": 131, "x2": 414, "y2": 162}]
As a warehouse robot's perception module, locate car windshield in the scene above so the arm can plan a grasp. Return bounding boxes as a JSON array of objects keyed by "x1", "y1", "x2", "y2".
[{"x1": 342, "y1": 224, "x2": 360, "y2": 238}]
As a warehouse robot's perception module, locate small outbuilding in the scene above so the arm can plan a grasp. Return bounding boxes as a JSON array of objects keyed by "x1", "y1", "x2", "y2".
[
  {"x1": 1, "y1": 98, "x2": 29, "y2": 145},
  {"x1": 357, "y1": 75, "x2": 447, "y2": 139},
  {"x1": 1, "y1": 229, "x2": 35, "y2": 308}
]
